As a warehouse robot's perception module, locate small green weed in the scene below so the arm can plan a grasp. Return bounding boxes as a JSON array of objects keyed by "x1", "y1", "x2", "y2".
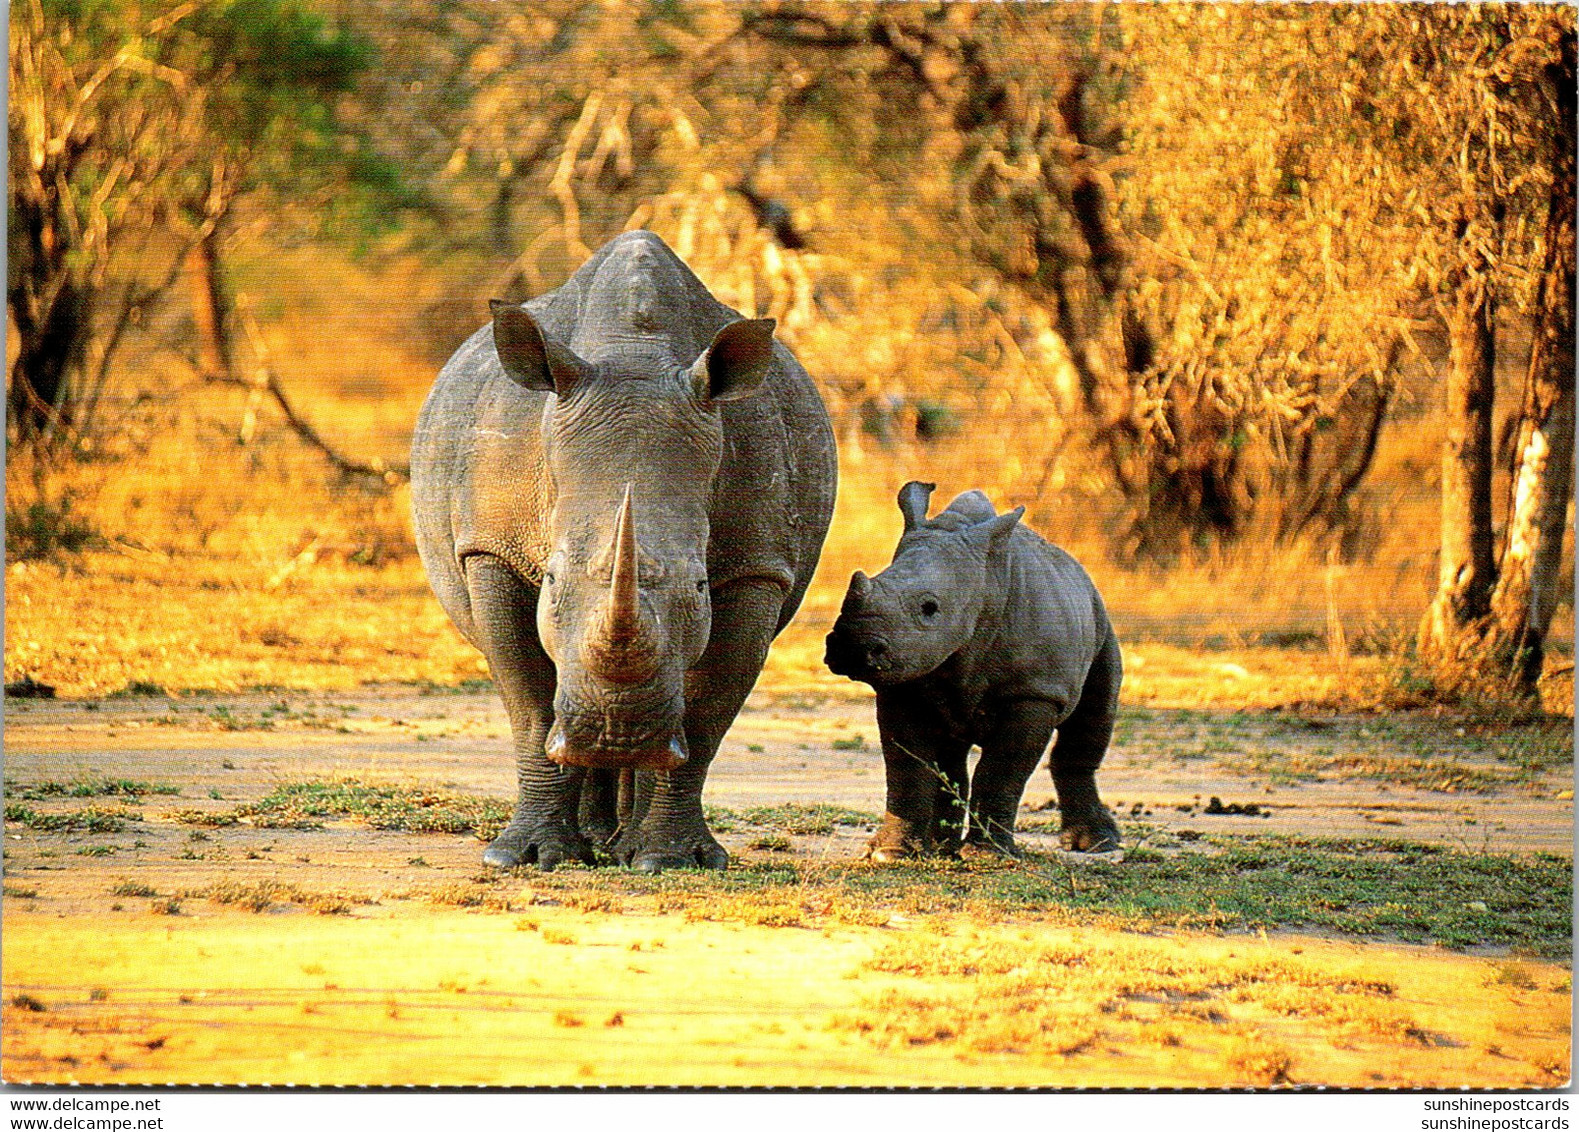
[
  {"x1": 110, "y1": 680, "x2": 167, "y2": 698},
  {"x1": 749, "y1": 833, "x2": 794, "y2": 852},
  {"x1": 4, "y1": 804, "x2": 140, "y2": 833},
  {"x1": 5, "y1": 777, "x2": 180, "y2": 800},
  {"x1": 234, "y1": 779, "x2": 511, "y2": 841},
  {"x1": 164, "y1": 808, "x2": 239, "y2": 828}
]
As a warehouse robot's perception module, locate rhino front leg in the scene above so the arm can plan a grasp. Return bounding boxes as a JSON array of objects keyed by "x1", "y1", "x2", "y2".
[
  {"x1": 465, "y1": 554, "x2": 594, "y2": 871},
  {"x1": 617, "y1": 578, "x2": 785, "y2": 872},
  {"x1": 966, "y1": 698, "x2": 1060, "y2": 858},
  {"x1": 869, "y1": 692, "x2": 967, "y2": 861},
  {"x1": 1049, "y1": 632, "x2": 1122, "y2": 853}
]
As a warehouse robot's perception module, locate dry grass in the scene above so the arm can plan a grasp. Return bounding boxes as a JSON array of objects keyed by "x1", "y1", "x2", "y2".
[
  {"x1": 832, "y1": 930, "x2": 1427, "y2": 1084},
  {"x1": 192, "y1": 880, "x2": 357, "y2": 916},
  {"x1": 4, "y1": 240, "x2": 1570, "y2": 718}
]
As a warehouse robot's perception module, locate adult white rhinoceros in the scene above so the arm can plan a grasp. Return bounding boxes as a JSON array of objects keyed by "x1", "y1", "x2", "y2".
[{"x1": 412, "y1": 231, "x2": 836, "y2": 871}]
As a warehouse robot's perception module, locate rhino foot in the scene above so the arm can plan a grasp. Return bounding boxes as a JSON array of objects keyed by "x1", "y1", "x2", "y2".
[
  {"x1": 866, "y1": 813, "x2": 953, "y2": 862},
  {"x1": 617, "y1": 825, "x2": 728, "y2": 873},
  {"x1": 482, "y1": 816, "x2": 595, "y2": 872},
  {"x1": 962, "y1": 833, "x2": 1023, "y2": 860},
  {"x1": 1058, "y1": 809, "x2": 1120, "y2": 853}
]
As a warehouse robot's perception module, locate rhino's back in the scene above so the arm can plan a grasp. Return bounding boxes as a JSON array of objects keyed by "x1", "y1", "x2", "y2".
[{"x1": 979, "y1": 525, "x2": 1114, "y2": 708}]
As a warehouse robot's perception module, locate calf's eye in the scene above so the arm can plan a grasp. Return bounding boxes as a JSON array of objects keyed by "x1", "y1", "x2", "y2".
[{"x1": 696, "y1": 579, "x2": 708, "y2": 594}]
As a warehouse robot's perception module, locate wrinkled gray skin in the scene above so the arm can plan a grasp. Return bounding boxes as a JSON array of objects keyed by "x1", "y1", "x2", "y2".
[
  {"x1": 412, "y1": 231, "x2": 835, "y2": 872},
  {"x1": 824, "y1": 482, "x2": 1121, "y2": 859}
]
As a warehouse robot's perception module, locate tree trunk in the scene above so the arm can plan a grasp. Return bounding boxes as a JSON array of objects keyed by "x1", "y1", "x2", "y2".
[
  {"x1": 6, "y1": 180, "x2": 87, "y2": 445},
  {"x1": 7, "y1": 275, "x2": 87, "y2": 444},
  {"x1": 1420, "y1": 256, "x2": 1499, "y2": 664},
  {"x1": 1485, "y1": 27, "x2": 1577, "y2": 693},
  {"x1": 186, "y1": 226, "x2": 233, "y2": 381}
]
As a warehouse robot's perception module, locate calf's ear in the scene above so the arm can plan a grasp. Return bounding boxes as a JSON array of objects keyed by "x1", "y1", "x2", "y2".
[
  {"x1": 968, "y1": 506, "x2": 1024, "y2": 555},
  {"x1": 897, "y1": 481, "x2": 936, "y2": 531},
  {"x1": 691, "y1": 318, "x2": 776, "y2": 403},
  {"x1": 491, "y1": 301, "x2": 591, "y2": 396}
]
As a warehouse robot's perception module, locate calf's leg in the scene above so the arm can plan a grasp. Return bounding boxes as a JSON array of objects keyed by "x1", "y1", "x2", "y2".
[
  {"x1": 870, "y1": 692, "x2": 969, "y2": 860},
  {"x1": 1049, "y1": 631, "x2": 1122, "y2": 852},
  {"x1": 966, "y1": 698, "x2": 1059, "y2": 857}
]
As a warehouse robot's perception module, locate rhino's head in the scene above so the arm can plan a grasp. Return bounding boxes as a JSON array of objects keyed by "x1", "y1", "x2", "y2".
[
  {"x1": 824, "y1": 481, "x2": 1022, "y2": 686},
  {"x1": 491, "y1": 300, "x2": 777, "y2": 770}
]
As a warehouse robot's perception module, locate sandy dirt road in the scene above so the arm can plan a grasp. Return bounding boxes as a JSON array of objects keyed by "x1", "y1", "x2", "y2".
[{"x1": 2, "y1": 688, "x2": 1572, "y2": 1087}]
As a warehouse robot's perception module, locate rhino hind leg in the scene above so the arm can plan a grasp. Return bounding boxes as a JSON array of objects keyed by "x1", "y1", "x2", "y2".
[
  {"x1": 966, "y1": 699, "x2": 1061, "y2": 858},
  {"x1": 1048, "y1": 633, "x2": 1122, "y2": 853},
  {"x1": 615, "y1": 578, "x2": 786, "y2": 872},
  {"x1": 464, "y1": 554, "x2": 594, "y2": 871},
  {"x1": 577, "y1": 769, "x2": 622, "y2": 853}
]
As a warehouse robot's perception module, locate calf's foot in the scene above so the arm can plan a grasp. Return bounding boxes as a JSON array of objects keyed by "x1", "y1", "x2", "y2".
[
  {"x1": 963, "y1": 830, "x2": 1022, "y2": 859},
  {"x1": 1054, "y1": 768, "x2": 1121, "y2": 852},
  {"x1": 867, "y1": 812, "x2": 955, "y2": 862}
]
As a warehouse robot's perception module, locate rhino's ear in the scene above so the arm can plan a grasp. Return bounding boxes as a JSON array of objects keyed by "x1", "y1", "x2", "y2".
[
  {"x1": 690, "y1": 318, "x2": 776, "y2": 403},
  {"x1": 897, "y1": 481, "x2": 936, "y2": 532},
  {"x1": 491, "y1": 300, "x2": 590, "y2": 396},
  {"x1": 967, "y1": 506, "x2": 1024, "y2": 556}
]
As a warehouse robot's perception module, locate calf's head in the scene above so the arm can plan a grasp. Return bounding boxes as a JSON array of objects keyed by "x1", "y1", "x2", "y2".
[
  {"x1": 824, "y1": 481, "x2": 1022, "y2": 686},
  {"x1": 490, "y1": 301, "x2": 776, "y2": 770}
]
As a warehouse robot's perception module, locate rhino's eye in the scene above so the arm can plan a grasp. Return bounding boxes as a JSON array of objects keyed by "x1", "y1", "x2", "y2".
[
  {"x1": 544, "y1": 571, "x2": 556, "y2": 587},
  {"x1": 920, "y1": 598, "x2": 940, "y2": 619},
  {"x1": 695, "y1": 579, "x2": 708, "y2": 594}
]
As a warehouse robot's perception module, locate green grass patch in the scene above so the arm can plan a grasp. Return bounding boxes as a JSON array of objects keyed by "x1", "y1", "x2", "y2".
[
  {"x1": 729, "y1": 803, "x2": 880, "y2": 835},
  {"x1": 5, "y1": 777, "x2": 181, "y2": 801},
  {"x1": 163, "y1": 808, "x2": 240, "y2": 827},
  {"x1": 3, "y1": 803, "x2": 140, "y2": 833},
  {"x1": 1115, "y1": 708, "x2": 1572, "y2": 793},
  {"x1": 501, "y1": 834, "x2": 1571, "y2": 958},
  {"x1": 234, "y1": 779, "x2": 512, "y2": 841},
  {"x1": 108, "y1": 680, "x2": 166, "y2": 698}
]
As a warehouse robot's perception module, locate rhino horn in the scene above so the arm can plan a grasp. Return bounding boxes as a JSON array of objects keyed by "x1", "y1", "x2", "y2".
[
  {"x1": 585, "y1": 486, "x2": 661, "y2": 684},
  {"x1": 608, "y1": 484, "x2": 641, "y2": 643},
  {"x1": 840, "y1": 570, "x2": 875, "y2": 617}
]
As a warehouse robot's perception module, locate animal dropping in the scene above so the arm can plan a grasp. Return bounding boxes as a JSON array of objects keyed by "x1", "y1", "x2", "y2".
[
  {"x1": 412, "y1": 231, "x2": 835, "y2": 872},
  {"x1": 825, "y1": 481, "x2": 1122, "y2": 859}
]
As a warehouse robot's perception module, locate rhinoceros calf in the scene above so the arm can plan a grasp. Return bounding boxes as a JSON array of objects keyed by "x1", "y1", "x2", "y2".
[
  {"x1": 824, "y1": 482, "x2": 1121, "y2": 858},
  {"x1": 412, "y1": 231, "x2": 836, "y2": 871}
]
